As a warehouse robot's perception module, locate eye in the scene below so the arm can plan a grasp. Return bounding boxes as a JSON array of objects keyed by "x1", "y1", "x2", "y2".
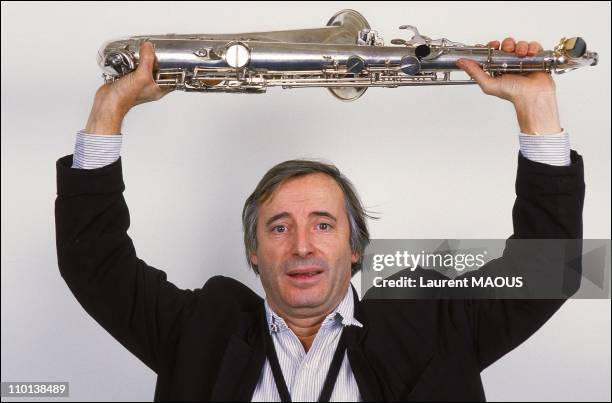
[
  {"x1": 272, "y1": 225, "x2": 287, "y2": 233},
  {"x1": 317, "y1": 223, "x2": 332, "y2": 231}
]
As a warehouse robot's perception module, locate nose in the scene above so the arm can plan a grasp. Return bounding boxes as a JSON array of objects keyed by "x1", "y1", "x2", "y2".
[{"x1": 291, "y1": 225, "x2": 315, "y2": 258}]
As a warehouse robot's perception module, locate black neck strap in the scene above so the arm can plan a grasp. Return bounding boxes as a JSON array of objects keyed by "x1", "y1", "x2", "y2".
[{"x1": 262, "y1": 317, "x2": 348, "y2": 402}]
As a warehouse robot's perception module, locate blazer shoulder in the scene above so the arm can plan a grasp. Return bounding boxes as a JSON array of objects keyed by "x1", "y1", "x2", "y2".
[{"x1": 198, "y1": 275, "x2": 263, "y2": 308}]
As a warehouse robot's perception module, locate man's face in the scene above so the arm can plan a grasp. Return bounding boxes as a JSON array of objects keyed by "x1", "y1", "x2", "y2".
[{"x1": 250, "y1": 173, "x2": 359, "y2": 317}]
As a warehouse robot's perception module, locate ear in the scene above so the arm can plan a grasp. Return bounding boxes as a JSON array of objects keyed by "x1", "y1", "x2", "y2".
[
  {"x1": 249, "y1": 250, "x2": 258, "y2": 267},
  {"x1": 351, "y1": 251, "x2": 360, "y2": 264}
]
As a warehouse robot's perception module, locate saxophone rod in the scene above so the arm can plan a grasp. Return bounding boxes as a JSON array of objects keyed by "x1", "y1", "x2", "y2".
[{"x1": 96, "y1": 10, "x2": 598, "y2": 100}]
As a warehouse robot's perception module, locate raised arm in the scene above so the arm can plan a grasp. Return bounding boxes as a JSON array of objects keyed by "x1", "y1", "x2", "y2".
[
  {"x1": 456, "y1": 38, "x2": 585, "y2": 370},
  {"x1": 55, "y1": 42, "x2": 192, "y2": 373}
]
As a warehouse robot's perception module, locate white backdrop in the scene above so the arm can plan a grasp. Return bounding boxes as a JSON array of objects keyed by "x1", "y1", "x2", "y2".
[{"x1": 1, "y1": 1, "x2": 610, "y2": 401}]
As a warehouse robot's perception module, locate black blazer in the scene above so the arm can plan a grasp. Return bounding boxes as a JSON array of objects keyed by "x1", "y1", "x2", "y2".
[{"x1": 55, "y1": 150, "x2": 585, "y2": 401}]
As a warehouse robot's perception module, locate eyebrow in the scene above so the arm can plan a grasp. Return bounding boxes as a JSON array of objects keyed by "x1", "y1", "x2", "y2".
[
  {"x1": 311, "y1": 211, "x2": 338, "y2": 222},
  {"x1": 265, "y1": 212, "x2": 290, "y2": 227},
  {"x1": 264, "y1": 211, "x2": 338, "y2": 227}
]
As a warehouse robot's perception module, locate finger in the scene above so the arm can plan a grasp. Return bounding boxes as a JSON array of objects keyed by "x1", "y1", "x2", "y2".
[
  {"x1": 137, "y1": 41, "x2": 155, "y2": 75},
  {"x1": 456, "y1": 58, "x2": 495, "y2": 95},
  {"x1": 515, "y1": 41, "x2": 529, "y2": 57},
  {"x1": 501, "y1": 37, "x2": 515, "y2": 52},
  {"x1": 487, "y1": 40, "x2": 500, "y2": 50},
  {"x1": 527, "y1": 41, "x2": 543, "y2": 56}
]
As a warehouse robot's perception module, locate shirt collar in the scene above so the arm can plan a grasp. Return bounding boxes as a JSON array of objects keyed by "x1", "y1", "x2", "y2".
[{"x1": 264, "y1": 283, "x2": 363, "y2": 334}]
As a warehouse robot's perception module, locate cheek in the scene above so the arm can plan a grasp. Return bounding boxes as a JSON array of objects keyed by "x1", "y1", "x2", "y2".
[
  {"x1": 321, "y1": 238, "x2": 354, "y2": 269},
  {"x1": 259, "y1": 236, "x2": 283, "y2": 256},
  {"x1": 330, "y1": 229, "x2": 353, "y2": 257},
  {"x1": 257, "y1": 228, "x2": 295, "y2": 257},
  {"x1": 256, "y1": 240, "x2": 287, "y2": 272}
]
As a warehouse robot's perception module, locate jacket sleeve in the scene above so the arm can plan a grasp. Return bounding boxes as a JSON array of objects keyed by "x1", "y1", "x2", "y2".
[
  {"x1": 54, "y1": 155, "x2": 198, "y2": 373},
  {"x1": 464, "y1": 149, "x2": 585, "y2": 371}
]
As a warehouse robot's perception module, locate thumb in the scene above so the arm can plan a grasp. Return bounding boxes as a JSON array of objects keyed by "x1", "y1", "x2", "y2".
[
  {"x1": 456, "y1": 58, "x2": 496, "y2": 95},
  {"x1": 137, "y1": 41, "x2": 156, "y2": 75}
]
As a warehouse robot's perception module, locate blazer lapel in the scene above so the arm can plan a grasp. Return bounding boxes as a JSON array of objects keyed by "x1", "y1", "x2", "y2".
[
  {"x1": 346, "y1": 285, "x2": 388, "y2": 402},
  {"x1": 210, "y1": 306, "x2": 267, "y2": 401},
  {"x1": 211, "y1": 286, "x2": 388, "y2": 401}
]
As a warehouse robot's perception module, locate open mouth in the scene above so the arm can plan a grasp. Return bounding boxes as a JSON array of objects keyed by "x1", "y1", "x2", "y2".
[
  {"x1": 286, "y1": 268, "x2": 324, "y2": 283},
  {"x1": 287, "y1": 271, "x2": 322, "y2": 279}
]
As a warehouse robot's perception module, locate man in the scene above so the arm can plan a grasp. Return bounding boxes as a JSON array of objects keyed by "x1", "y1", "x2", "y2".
[{"x1": 55, "y1": 38, "x2": 584, "y2": 401}]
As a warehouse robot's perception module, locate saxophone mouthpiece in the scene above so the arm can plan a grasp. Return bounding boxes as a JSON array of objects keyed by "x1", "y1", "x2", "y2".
[
  {"x1": 554, "y1": 36, "x2": 598, "y2": 73},
  {"x1": 563, "y1": 37, "x2": 587, "y2": 59},
  {"x1": 566, "y1": 37, "x2": 599, "y2": 67}
]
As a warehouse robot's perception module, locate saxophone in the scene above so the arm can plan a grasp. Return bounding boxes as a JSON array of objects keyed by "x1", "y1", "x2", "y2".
[{"x1": 98, "y1": 9, "x2": 598, "y2": 101}]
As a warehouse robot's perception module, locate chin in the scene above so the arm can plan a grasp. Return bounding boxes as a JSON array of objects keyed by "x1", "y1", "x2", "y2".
[{"x1": 282, "y1": 285, "x2": 329, "y2": 309}]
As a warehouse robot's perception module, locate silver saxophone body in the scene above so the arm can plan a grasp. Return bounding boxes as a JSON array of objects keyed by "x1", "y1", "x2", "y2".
[{"x1": 98, "y1": 9, "x2": 598, "y2": 101}]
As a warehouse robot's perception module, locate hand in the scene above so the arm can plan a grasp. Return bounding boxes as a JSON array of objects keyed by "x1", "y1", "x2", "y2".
[
  {"x1": 456, "y1": 38, "x2": 562, "y2": 135},
  {"x1": 85, "y1": 41, "x2": 172, "y2": 134},
  {"x1": 456, "y1": 38, "x2": 555, "y2": 103}
]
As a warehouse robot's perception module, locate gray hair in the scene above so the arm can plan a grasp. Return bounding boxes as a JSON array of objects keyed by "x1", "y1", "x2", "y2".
[{"x1": 242, "y1": 159, "x2": 375, "y2": 276}]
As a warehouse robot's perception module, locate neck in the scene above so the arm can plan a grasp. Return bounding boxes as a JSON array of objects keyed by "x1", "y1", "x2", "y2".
[
  {"x1": 284, "y1": 314, "x2": 327, "y2": 352},
  {"x1": 267, "y1": 287, "x2": 350, "y2": 352}
]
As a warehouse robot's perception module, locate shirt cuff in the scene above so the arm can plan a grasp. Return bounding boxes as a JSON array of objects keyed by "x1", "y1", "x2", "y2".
[
  {"x1": 71, "y1": 131, "x2": 123, "y2": 169},
  {"x1": 518, "y1": 130, "x2": 571, "y2": 167}
]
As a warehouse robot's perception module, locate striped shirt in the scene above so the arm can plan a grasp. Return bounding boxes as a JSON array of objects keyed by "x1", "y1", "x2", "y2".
[
  {"x1": 518, "y1": 131, "x2": 571, "y2": 166},
  {"x1": 72, "y1": 131, "x2": 123, "y2": 169},
  {"x1": 71, "y1": 130, "x2": 572, "y2": 170},
  {"x1": 251, "y1": 286, "x2": 363, "y2": 402}
]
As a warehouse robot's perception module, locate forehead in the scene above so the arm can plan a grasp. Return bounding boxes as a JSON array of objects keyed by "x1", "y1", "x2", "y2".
[{"x1": 261, "y1": 173, "x2": 345, "y2": 214}]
